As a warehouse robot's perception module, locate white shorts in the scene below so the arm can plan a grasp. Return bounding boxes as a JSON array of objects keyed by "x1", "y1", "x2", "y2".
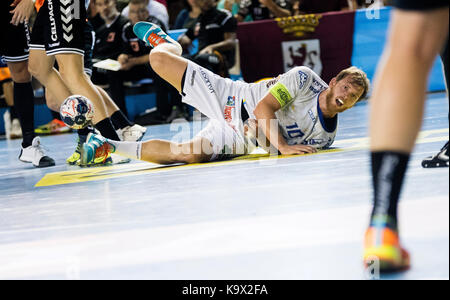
[{"x1": 181, "y1": 61, "x2": 252, "y2": 161}]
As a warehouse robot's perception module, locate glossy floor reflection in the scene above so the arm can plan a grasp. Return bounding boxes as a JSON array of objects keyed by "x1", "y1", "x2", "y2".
[{"x1": 0, "y1": 93, "x2": 448, "y2": 279}]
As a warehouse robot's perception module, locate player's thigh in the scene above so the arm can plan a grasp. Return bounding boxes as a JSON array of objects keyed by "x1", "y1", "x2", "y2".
[
  {"x1": 389, "y1": 8, "x2": 449, "y2": 63},
  {"x1": 178, "y1": 137, "x2": 214, "y2": 164},
  {"x1": 149, "y1": 48, "x2": 188, "y2": 92}
]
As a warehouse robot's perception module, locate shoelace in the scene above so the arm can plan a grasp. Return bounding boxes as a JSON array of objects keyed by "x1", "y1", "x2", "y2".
[
  {"x1": 33, "y1": 140, "x2": 49, "y2": 157},
  {"x1": 75, "y1": 138, "x2": 83, "y2": 154}
]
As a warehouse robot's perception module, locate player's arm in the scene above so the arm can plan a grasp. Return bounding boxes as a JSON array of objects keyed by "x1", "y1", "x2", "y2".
[
  {"x1": 10, "y1": 0, "x2": 35, "y2": 26},
  {"x1": 199, "y1": 32, "x2": 237, "y2": 55},
  {"x1": 260, "y1": 0, "x2": 292, "y2": 18},
  {"x1": 178, "y1": 34, "x2": 193, "y2": 51},
  {"x1": 253, "y1": 93, "x2": 317, "y2": 155},
  {"x1": 120, "y1": 54, "x2": 150, "y2": 71}
]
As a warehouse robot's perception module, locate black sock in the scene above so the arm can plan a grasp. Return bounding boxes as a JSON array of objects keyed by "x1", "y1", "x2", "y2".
[
  {"x1": 110, "y1": 110, "x2": 133, "y2": 130},
  {"x1": 13, "y1": 82, "x2": 35, "y2": 148},
  {"x1": 50, "y1": 109, "x2": 61, "y2": 121},
  {"x1": 95, "y1": 118, "x2": 120, "y2": 141},
  {"x1": 370, "y1": 151, "x2": 410, "y2": 230},
  {"x1": 9, "y1": 106, "x2": 18, "y2": 119},
  {"x1": 77, "y1": 126, "x2": 92, "y2": 143}
]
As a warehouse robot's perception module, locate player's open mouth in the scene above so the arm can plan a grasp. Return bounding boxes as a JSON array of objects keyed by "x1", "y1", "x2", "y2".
[{"x1": 336, "y1": 98, "x2": 344, "y2": 107}]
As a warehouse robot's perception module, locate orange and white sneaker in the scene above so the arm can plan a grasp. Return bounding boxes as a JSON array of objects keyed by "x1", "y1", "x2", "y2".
[
  {"x1": 363, "y1": 224, "x2": 410, "y2": 273},
  {"x1": 80, "y1": 133, "x2": 113, "y2": 167},
  {"x1": 133, "y1": 21, "x2": 182, "y2": 53}
]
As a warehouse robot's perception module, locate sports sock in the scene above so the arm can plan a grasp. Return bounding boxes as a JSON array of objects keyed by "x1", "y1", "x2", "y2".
[
  {"x1": 77, "y1": 126, "x2": 93, "y2": 143},
  {"x1": 370, "y1": 151, "x2": 410, "y2": 230},
  {"x1": 110, "y1": 110, "x2": 133, "y2": 130},
  {"x1": 13, "y1": 82, "x2": 35, "y2": 148},
  {"x1": 50, "y1": 109, "x2": 61, "y2": 121},
  {"x1": 95, "y1": 118, "x2": 120, "y2": 141},
  {"x1": 107, "y1": 139, "x2": 142, "y2": 160}
]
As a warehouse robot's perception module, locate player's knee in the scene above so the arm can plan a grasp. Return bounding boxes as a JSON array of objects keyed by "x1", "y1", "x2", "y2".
[
  {"x1": 60, "y1": 69, "x2": 88, "y2": 87},
  {"x1": 149, "y1": 49, "x2": 169, "y2": 72},
  {"x1": 9, "y1": 62, "x2": 31, "y2": 83},
  {"x1": 45, "y1": 90, "x2": 60, "y2": 112},
  {"x1": 28, "y1": 59, "x2": 48, "y2": 81}
]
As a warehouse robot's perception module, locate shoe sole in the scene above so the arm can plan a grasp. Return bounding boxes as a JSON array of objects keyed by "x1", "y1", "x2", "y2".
[{"x1": 364, "y1": 246, "x2": 410, "y2": 273}]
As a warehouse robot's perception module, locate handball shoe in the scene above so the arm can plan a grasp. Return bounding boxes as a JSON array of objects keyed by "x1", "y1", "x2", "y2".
[
  {"x1": 66, "y1": 134, "x2": 86, "y2": 165},
  {"x1": 80, "y1": 133, "x2": 114, "y2": 167},
  {"x1": 19, "y1": 137, "x2": 55, "y2": 168},
  {"x1": 117, "y1": 124, "x2": 147, "y2": 142},
  {"x1": 133, "y1": 22, "x2": 182, "y2": 52},
  {"x1": 10, "y1": 119, "x2": 22, "y2": 139},
  {"x1": 422, "y1": 141, "x2": 449, "y2": 168},
  {"x1": 35, "y1": 119, "x2": 72, "y2": 135},
  {"x1": 363, "y1": 224, "x2": 410, "y2": 273}
]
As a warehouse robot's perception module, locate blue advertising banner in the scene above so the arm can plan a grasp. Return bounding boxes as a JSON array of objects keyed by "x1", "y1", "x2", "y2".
[{"x1": 352, "y1": 7, "x2": 446, "y2": 92}]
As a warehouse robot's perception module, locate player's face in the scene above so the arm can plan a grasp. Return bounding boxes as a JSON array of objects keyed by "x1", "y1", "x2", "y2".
[
  {"x1": 328, "y1": 76, "x2": 364, "y2": 113},
  {"x1": 96, "y1": 0, "x2": 116, "y2": 21},
  {"x1": 129, "y1": 3, "x2": 150, "y2": 24}
]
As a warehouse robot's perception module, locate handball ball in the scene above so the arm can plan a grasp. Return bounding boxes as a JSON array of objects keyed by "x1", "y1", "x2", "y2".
[{"x1": 60, "y1": 95, "x2": 94, "y2": 130}]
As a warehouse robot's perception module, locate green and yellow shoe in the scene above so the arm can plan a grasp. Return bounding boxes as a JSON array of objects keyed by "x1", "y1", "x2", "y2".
[
  {"x1": 80, "y1": 133, "x2": 115, "y2": 167},
  {"x1": 66, "y1": 136, "x2": 84, "y2": 165},
  {"x1": 67, "y1": 134, "x2": 113, "y2": 167}
]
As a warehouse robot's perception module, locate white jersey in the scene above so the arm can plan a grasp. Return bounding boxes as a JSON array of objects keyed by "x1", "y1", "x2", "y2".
[
  {"x1": 181, "y1": 62, "x2": 337, "y2": 161},
  {"x1": 244, "y1": 66, "x2": 337, "y2": 148}
]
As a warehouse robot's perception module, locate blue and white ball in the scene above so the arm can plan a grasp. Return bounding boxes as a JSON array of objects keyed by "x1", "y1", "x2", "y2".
[{"x1": 60, "y1": 95, "x2": 94, "y2": 130}]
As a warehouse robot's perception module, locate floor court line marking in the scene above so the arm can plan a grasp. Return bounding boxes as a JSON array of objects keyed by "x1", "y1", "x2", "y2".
[{"x1": 35, "y1": 128, "x2": 448, "y2": 187}]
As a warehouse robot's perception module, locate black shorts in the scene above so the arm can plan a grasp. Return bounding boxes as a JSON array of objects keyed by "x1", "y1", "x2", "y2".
[
  {"x1": 0, "y1": 0, "x2": 30, "y2": 63},
  {"x1": 53, "y1": 21, "x2": 95, "y2": 76},
  {"x1": 30, "y1": 0, "x2": 87, "y2": 56},
  {"x1": 84, "y1": 22, "x2": 95, "y2": 76},
  {"x1": 393, "y1": 0, "x2": 449, "y2": 11}
]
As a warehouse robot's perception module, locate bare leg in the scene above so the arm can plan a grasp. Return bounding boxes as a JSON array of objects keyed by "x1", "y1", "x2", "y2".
[
  {"x1": 149, "y1": 43, "x2": 187, "y2": 93},
  {"x1": 140, "y1": 137, "x2": 212, "y2": 164},
  {"x1": 365, "y1": 7, "x2": 449, "y2": 272},
  {"x1": 370, "y1": 9, "x2": 449, "y2": 152},
  {"x1": 96, "y1": 85, "x2": 120, "y2": 117},
  {"x1": 2, "y1": 81, "x2": 14, "y2": 107},
  {"x1": 55, "y1": 54, "x2": 109, "y2": 124},
  {"x1": 106, "y1": 136, "x2": 213, "y2": 164},
  {"x1": 28, "y1": 49, "x2": 71, "y2": 103}
]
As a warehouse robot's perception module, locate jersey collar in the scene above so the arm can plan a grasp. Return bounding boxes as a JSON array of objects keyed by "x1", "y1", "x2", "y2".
[{"x1": 316, "y1": 92, "x2": 338, "y2": 133}]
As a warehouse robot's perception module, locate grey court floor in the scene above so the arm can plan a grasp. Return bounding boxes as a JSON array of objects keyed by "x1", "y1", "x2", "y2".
[{"x1": 0, "y1": 93, "x2": 448, "y2": 280}]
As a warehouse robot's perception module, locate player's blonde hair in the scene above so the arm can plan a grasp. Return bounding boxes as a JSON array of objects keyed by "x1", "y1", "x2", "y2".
[{"x1": 336, "y1": 67, "x2": 370, "y2": 102}]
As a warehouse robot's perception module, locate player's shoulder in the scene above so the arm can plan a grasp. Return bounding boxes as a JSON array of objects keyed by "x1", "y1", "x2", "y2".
[
  {"x1": 117, "y1": 15, "x2": 129, "y2": 27},
  {"x1": 289, "y1": 66, "x2": 316, "y2": 77},
  {"x1": 216, "y1": 8, "x2": 235, "y2": 22},
  {"x1": 123, "y1": 21, "x2": 132, "y2": 33},
  {"x1": 122, "y1": 21, "x2": 134, "y2": 39},
  {"x1": 281, "y1": 66, "x2": 315, "y2": 88}
]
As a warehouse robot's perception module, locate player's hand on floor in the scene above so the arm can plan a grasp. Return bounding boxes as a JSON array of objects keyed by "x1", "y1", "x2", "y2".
[
  {"x1": 10, "y1": 0, "x2": 34, "y2": 26},
  {"x1": 279, "y1": 144, "x2": 317, "y2": 155}
]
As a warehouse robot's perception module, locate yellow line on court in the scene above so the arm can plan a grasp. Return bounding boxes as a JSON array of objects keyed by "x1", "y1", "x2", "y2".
[{"x1": 35, "y1": 128, "x2": 448, "y2": 187}]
